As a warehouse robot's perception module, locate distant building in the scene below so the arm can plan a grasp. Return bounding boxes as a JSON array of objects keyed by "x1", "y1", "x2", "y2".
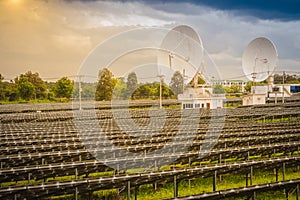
[
  {"x1": 243, "y1": 94, "x2": 266, "y2": 106},
  {"x1": 242, "y1": 83, "x2": 300, "y2": 106},
  {"x1": 178, "y1": 87, "x2": 225, "y2": 109},
  {"x1": 213, "y1": 80, "x2": 247, "y2": 92},
  {"x1": 178, "y1": 73, "x2": 225, "y2": 109}
]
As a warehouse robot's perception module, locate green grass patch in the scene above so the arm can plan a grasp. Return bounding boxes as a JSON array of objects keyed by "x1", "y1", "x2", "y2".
[
  {"x1": 134, "y1": 167, "x2": 300, "y2": 200},
  {"x1": 257, "y1": 116, "x2": 299, "y2": 123}
]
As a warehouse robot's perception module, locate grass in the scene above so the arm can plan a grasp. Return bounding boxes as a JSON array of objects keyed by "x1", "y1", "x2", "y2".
[
  {"x1": 224, "y1": 103, "x2": 243, "y2": 108},
  {"x1": 2, "y1": 163, "x2": 299, "y2": 199},
  {"x1": 134, "y1": 167, "x2": 300, "y2": 200},
  {"x1": 0, "y1": 99, "x2": 69, "y2": 105},
  {"x1": 257, "y1": 116, "x2": 299, "y2": 123}
]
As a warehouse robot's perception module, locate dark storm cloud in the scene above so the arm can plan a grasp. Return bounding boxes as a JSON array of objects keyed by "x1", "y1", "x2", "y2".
[
  {"x1": 77, "y1": 0, "x2": 300, "y2": 21},
  {"x1": 193, "y1": 0, "x2": 300, "y2": 21}
]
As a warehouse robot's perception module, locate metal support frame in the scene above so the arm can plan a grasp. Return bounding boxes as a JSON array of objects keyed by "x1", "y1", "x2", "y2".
[
  {"x1": 250, "y1": 166, "x2": 253, "y2": 186},
  {"x1": 246, "y1": 173, "x2": 249, "y2": 187},
  {"x1": 213, "y1": 170, "x2": 217, "y2": 192},
  {"x1": 134, "y1": 186, "x2": 138, "y2": 200},
  {"x1": 296, "y1": 184, "x2": 299, "y2": 200},
  {"x1": 174, "y1": 175, "x2": 178, "y2": 198},
  {"x1": 282, "y1": 163, "x2": 286, "y2": 181},
  {"x1": 127, "y1": 181, "x2": 131, "y2": 200},
  {"x1": 75, "y1": 187, "x2": 78, "y2": 200}
]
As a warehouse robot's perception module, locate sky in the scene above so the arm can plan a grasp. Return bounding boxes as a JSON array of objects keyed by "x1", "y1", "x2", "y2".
[{"x1": 0, "y1": 0, "x2": 300, "y2": 82}]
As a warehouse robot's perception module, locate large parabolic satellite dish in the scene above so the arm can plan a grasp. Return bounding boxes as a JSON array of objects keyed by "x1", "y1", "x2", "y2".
[
  {"x1": 242, "y1": 37, "x2": 278, "y2": 82},
  {"x1": 158, "y1": 25, "x2": 204, "y2": 84}
]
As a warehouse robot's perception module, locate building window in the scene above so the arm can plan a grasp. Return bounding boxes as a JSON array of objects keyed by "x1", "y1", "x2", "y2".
[{"x1": 291, "y1": 86, "x2": 300, "y2": 93}]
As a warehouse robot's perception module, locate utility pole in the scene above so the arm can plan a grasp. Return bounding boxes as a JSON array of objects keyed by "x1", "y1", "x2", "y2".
[
  {"x1": 251, "y1": 72, "x2": 257, "y2": 94},
  {"x1": 168, "y1": 53, "x2": 173, "y2": 69},
  {"x1": 78, "y1": 75, "x2": 83, "y2": 110},
  {"x1": 158, "y1": 75, "x2": 164, "y2": 109},
  {"x1": 182, "y1": 69, "x2": 186, "y2": 93},
  {"x1": 282, "y1": 71, "x2": 285, "y2": 104}
]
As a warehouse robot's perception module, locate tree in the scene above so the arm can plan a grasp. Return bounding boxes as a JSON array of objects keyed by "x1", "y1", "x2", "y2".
[
  {"x1": 231, "y1": 84, "x2": 242, "y2": 93},
  {"x1": 170, "y1": 71, "x2": 183, "y2": 96},
  {"x1": 16, "y1": 71, "x2": 47, "y2": 99},
  {"x1": 0, "y1": 74, "x2": 6, "y2": 100},
  {"x1": 134, "y1": 84, "x2": 152, "y2": 99},
  {"x1": 126, "y1": 72, "x2": 138, "y2": 99},
  {"x1": 54, "y1": 77, "x2": 74, "y2": 99},
  {"x1": 95, "y1": 68, "x2": 116, "y2": 101},
  {"x1": 113, "y1": 78, "x2": 127, "y2": 100},
  {"x1": 274, "y1": 73, "x2": 300, "y2": 84},
  {"x1": 213, "y1": 84, "x2": 225, "y2": 94},
  {"x1": 225, "y1": 84, "x2": 242, "y2": 93},
  {"x1": 17, "y1": 76, "x2": 35, "y2": 101},
  {"x1": 244, "y1": 81, "x2": 253, "y2": 93}
]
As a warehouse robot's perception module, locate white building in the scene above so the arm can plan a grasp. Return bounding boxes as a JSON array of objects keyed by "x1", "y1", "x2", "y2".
[
  {"x1": 178, "y1": 87, "x2": 225, "y2": 109},
  {"x1": 242, "y1": 83, "x2": 300, "y2": 106},
  {"x1": 242, "y1": 94, "x2": 266, "y2": 106},
  {"x1": 214, "y1": 80, "x2": 247, "y2": 92}
]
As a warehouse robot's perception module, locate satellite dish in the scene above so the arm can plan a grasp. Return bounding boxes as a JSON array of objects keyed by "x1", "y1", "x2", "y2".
[
  {"x1": 242, "y1": 37, "x2": 278, "y2": 82},
  {"x1": 158, "y1": 25, "x2": 204, "y2": 84}
]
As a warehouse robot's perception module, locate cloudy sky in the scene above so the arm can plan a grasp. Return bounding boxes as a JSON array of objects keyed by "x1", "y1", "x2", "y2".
[{"x1": 0, "y1": 0, "x2": 300, "y2": 81}]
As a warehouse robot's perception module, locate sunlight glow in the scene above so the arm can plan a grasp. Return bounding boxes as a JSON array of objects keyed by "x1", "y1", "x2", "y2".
[{"x1": 11, "y1": 0, "x2": 21, "y2": 4}]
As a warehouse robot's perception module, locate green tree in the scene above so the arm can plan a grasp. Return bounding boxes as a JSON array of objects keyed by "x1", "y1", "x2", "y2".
[
  {"x1": 17, "y1": 76, "x2": 35, "y2": 101},
  {"x1": 0, "y1": 74, "x2": 6, "y2": 100},
  {"x1": 225, "y1": 84, "x2": 243, "y2": 93},
  {"x1": 170, "y1": 71, "x2": 183, "y2": 96},
  {"x1": 135, "y1": 84, "x2": 152, "y2": 99},
  {"x1": 274, "y1": 73, "x2": 300, "y2": 84},
  {"x1": 95, "y1": 68, "x2": 115, "y2": 101},
  {"x1": 244, "y1": 81, "x2": 253, "y2": 92},
  {"x1": 126, "y1": 72, "x2": 138, "y2": 99},
  {"x1": 54, "y1": 77, "x2": 74, "y2": 99},
  {"x1": 113, "y1": 78, "x2": 127, "y2": 100},
  {"x1": 231, "y1": 84, "x2": 242, "y2": 93},
  {"x1": 162, "y1": 82, "x2": 173, "y2": 98},
  {"x1": 20, "y1": 71, "x2": 47, "y2": 99},
  {"x1": 73, "y1": 82, "x2": 97, "y2": 99},
  {"x1": 213, "y1": 84, "x2": 225, "y2": 94}
]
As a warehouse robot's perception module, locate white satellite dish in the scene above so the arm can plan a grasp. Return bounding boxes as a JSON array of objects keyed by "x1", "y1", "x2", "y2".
[
  {"x1": 242, "y1": 37, "x2": 278, "y2": 82},
  {"x1": 158, "y1": 25, "x2": 204, "y2": 84}
]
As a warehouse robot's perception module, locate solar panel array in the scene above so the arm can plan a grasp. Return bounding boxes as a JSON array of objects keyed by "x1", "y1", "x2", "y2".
[{"x1": 1, "y1": 102, "x2": 300, "y2": 199}]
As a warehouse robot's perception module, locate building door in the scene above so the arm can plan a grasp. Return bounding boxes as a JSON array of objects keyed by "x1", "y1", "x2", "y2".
[{"x1": 207, "y1": 103, "x2": 210, "y2": 109}]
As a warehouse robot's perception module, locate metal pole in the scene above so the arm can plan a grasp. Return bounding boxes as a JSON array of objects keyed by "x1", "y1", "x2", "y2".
[
  {"x1": 159, "y1": 75, "x2": 163, "y2": 109},
  {"x1": 169, "y1": 53, "x2": 172, "y2": 69},
  {"x1": 134, "y1": 186, "x2": 138, "y2": 200},
  {"x1": 28, "y1": 173, "x2": 31, "y2": 185},
  {"x1": 246, "y1": 173, "x2": 249, "y2": 187},
  {"x1": 282, "y1": 163, "x2": 286, "y2": 181},
  {"x1": 275, "y1": 168, "x2": 279, "y2": 182},
  {"x1": 213, "y1": 171, "x2": 217, "y2": 191},
  {"x1": 282, "y1": 71, "x2": 285, "y2": 104},
  {"x1": 296, "y1": 184, "x2": 299, "y2": 200},
  {"x1": 174, "y1": 175, "x2": 178, "y2": 198},
  {"x1": 78, "y1": 75, "x2": 82, "y2": 110},
  {"x1": 250, "y1": 166, "x2": 253, "y2": 186},
  {"x1": 75, "y1": 187, "x2": 78, "y2": 200},
  {"x1": 127, "y1": 181, "x2": 131, "y2": 200}
]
